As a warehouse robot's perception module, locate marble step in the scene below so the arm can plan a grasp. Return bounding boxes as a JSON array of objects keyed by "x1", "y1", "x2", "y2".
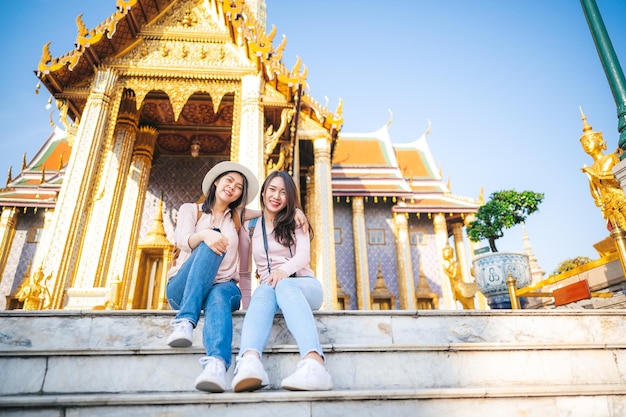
[
  {"x1": 2, "y1": 342, "x2": 625, "y2": 395},
  {"x1": 2, "y1": 310, "x2": 626, "y2": 396},
  {"x1": 2, "y1": 310, "x2": 625, "y2": 416},
  {"x1": 1, "y1": 309, "x2": 625, "y2": 352},
  {"x1": 1, "y1": 385, "x2": 626, "y2": 417}
]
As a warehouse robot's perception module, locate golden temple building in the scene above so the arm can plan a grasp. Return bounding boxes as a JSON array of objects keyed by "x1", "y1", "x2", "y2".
[{"x1": 0, "y1": 0, "x2": 483, "y2": 312}]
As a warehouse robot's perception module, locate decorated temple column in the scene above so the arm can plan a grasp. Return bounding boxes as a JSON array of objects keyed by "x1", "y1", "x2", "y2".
[
  {"x1": 463, "y1": 213, "x2": 488, "y2": 309},
  {"x1": 433, "y1": 213, "x2": 455, "y2": 309},
  {"x1": 237, "y1": 74, "x2": 264, "y2": 208},
  {"x1": 70, "y1": 90, "x2": 139, "y2": 300},
  {"x1": 107, "y1": 126, "x2": 158, "y2": 308},
  {"x1": 237, "y1": 75, "x2": 264, "y2": 296},
  {"x1": 352, "y1": 197, "x2": 371, "y2": 309},
  {"x1": 452, "y1": 222, "x2": 471, "y2": 283},
  {"x1": 0, "y1": 207, "x2": 18, "y2": 308},
  {"x1": 464, "y1": 213, "x2": 481, "y2": 259},
  {"x1": 312, "y1": 131, "x2": 338, "y2": 310},
  {"x1": 305, "y1": 166, "x2": 317, "y2": 272},
  {"x1": 393, "y1": 211, "x2": 416, "y2": 310},
  {"x1": 35, "y1": 68, "x2": 120, "y2": 309}
]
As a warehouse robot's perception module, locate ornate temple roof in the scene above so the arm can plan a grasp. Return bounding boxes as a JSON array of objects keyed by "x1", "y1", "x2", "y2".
[
  {"x1": 332, "y1": 123, "x2": 480, "y2": 214},
  {"x1": 35, "y1": 0, "x2": 342, "y2": 141},
  {"x1": 0, "y1": 126, "x2": 69, "y2": 209}
]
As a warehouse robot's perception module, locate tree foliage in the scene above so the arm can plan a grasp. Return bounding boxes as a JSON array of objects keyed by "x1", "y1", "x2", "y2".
[
  {"x1": 466, "y1": 190, "x2": 544, "y2": 252},
  {"x1": 550, "y1": 256, "x2": 593, "y2": 276}
]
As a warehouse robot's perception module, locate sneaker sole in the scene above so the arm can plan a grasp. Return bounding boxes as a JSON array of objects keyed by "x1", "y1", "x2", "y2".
[
  {"x1": 196, "y1": 380, "x2": 225, "y2": 393},
  {"x1": 167, "y1": 338, "x2": 192, "y2": 348},
  {"x1": 233, "y1": 377, "x2": 266, "y2": 392},
  {"x1": 281, "y1": 382, "x2": 332, "y2": 391}
]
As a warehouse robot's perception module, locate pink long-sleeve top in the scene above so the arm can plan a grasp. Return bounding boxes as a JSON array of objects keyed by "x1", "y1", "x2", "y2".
[
  {"x1": 248, "y1": 217, "x2": 315, "y2": 283},
  {"x1": 166, "y1": 203, "x2": 240, "y2": 283}
]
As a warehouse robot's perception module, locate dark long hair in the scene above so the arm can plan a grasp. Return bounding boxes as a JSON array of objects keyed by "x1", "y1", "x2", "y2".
[
  {"x1": 201, "y1": 170, "x2": 248, "y2": 225},
  {"x1": 260, "y1": 171, "x2": 313, "y2": 248}
]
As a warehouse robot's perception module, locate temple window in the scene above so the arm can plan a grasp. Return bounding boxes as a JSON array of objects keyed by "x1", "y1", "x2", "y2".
[
  {"x1": 334, "y1": 228, "x2": 342, "y2": 244},
  {"x1": 410, "y1": 229, "x2": 426, "y2": 246},
  {"x1": 367, "y1": 229, "x2": 385, "y2": 245}
]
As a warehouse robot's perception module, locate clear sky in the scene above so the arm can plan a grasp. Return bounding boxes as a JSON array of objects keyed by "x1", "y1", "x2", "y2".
[{"x1": 1, "y1": 1, "x2": 625, "y2": 275}]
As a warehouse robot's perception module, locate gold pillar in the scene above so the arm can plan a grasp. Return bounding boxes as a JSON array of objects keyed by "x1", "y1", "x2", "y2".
[
  {"x1": 73, "y1": 90, "x2": 139, "y2": 293},
  {"x1": 305, "y1": 167, "x2": 317, "y2": 273},
  {"x1": 312, "y1": 133, "x2": 338, "y2": 310},
  {"x1": 107, "y1": 125, "x2": 158, "y2": 309},
  {"x1": 464, "y1": 213, "x2": 488, "y2": 309},
  {"x1": 35, "y1": 68, "x2": 120, "y2": 309},
  {"x1": 0, "y1": 207, "x2": 18, "y2": 309},
  {"x1": 237, "y1": 75, "x2": 264, "y2": 297},
  {"x1": 237, "y1": 74, "x2": 263, "y2": 209},
  {"x1": 0, "y1": 207, "x2": 17, "y2": 279},
  {"x1": 352, "y1": 197, "x2": 371, "y2": 309},
  {"x1": 433, "y1": 213, "x2": 455, "y2": 309},
  {"x1": 393, "y1": 211, "x2": 416, "y2": 310},
  {"x1": 452, "y1": 222, "x2": 470, "y2": 282},
  {"x1": 464, "y1": 213, "x2": 481, "y2": 259},
  {"x1": 610, "y1": 226, "x2": 626, "y2": 278}
]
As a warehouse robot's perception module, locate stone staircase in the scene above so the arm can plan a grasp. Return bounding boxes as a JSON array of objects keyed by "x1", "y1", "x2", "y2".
[{"x1": 1, "y1": 309, "x2": 626, "y2": 416}]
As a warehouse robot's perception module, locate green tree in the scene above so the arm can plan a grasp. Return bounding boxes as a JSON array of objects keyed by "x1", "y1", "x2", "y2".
[
  {"x1": 550, "y1": 256, "x2": 592, "y2": 276},
  {"x1": 466, "y1": 190, "x2": 544, "y2": 252}
]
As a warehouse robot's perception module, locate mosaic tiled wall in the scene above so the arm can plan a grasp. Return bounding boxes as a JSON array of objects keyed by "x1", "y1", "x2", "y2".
[
  {"x1": 140, "y1": 156, "x2": 217, "y2": 242},
  {"x1": 407, "y1": 215, "x2": 442, "y2": 297},
  {"x1": 364, "y1": 202, "x2": 400, "y2": 308},
  {"x1": 333, "y1": 203, "x2": 356, "y2": 309},
  {"x1": 1, "y1": 210, "x2": 45, "y2": 300},
  {"x1": 333, "y1": 200, "x2": 444, "y2": 310}
]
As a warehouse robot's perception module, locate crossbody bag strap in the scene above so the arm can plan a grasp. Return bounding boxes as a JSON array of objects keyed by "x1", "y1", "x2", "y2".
[
  {"x1": 248, "y1": 217, "x2": 258, "y2": 239},
  {"x1": 261, "y1": 216, "x2": 271, "y2": 274},
  {"x1": 260, "y1": 217, "x2": 293, "y2": 273},
  {"x1": 247, "y1": 217, "x2": 258, "y2": 279}
]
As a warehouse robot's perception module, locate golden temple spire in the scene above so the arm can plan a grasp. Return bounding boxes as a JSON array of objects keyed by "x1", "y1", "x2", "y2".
[
  {"x1": 415, "y1": 262, "x2": 439, "y2": 310},
  {"x1": 22, "y1": 153, "x2": 27, "y2": 171},
  {"x1": 373, "y1": 263, "x2": 387, "y2": 292},
  {"x1": 5, "y1": 166, "x2": 12, "y2": 188},
  {"x1": 580, "y1": 106, "x2": 593, "y2": 134},
  {"x1": 143, "y1": 194, "x2": 170, "y2": 246}
]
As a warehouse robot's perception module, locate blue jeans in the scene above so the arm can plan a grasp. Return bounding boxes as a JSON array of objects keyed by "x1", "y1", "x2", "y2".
[
  {"x1": 166, "y1": 243, "x2": 241, "y2": 368},
  {"x1": 238, "y1": 277, "x2": 323, "y2": 359}
]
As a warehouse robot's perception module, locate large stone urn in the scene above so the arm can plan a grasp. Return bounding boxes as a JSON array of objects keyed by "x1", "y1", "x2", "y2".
[{"x1": 472, "y1": 252, "x2": 532, "y2": 309}]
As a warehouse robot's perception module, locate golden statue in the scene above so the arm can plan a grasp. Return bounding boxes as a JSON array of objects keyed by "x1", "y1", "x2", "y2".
[
  {"x1": 16, "y1": 264, "x2": 52, "y2": 310},
  {"x1": 579, "y1": 109, "x2": 626, "y2": 230},
  {"x1": 442, "y1": 244, "x2": 478, "y2": 310}
]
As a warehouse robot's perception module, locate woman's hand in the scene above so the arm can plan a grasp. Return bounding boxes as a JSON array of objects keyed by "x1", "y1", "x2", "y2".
[
  {"x1": 199, "y1": 229, "x2": 229, "y2": 256},
  {"x1": 294, "y1": 208, "x2": 309, "y2": 233},
  {"x1": 267, "y1": 269, "x2": 289, "y2": 288}
]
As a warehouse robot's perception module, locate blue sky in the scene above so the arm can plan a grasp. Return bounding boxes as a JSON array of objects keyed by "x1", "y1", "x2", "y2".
[{"x1": 1, "y1": 1, "x2": 625, "y2": 274}]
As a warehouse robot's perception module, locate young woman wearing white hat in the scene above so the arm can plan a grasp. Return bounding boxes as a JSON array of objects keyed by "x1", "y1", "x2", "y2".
[{"x1": 165, "y1": 161, "x2": 259, "y2": 393}]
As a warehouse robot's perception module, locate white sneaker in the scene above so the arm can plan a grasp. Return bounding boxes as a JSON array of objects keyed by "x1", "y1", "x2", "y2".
[
  {"x1": 281, "y1": 358, "x2": 332, "y2": 391},
  {"x1": 231, "y1": 354, "x2": 269, "y2": 392},
  {"x1": 195, "y1": 356, "x2": 227, "y2": 392},
  {"x1": 166, "y1": 318, "x2": 193, "y2": 347}
]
